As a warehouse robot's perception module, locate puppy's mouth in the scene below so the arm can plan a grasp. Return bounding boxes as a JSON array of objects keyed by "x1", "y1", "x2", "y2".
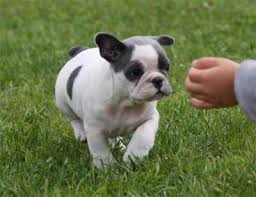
[
  {"x1": 132, "y1": 90, "x2": 169, "y2": 104},
  {"x1": 147, "y1": 90, "x2": 168, "y2": 101},
  {"x1": 131, "y1": 83, "x2": 172, "y2": 104}
]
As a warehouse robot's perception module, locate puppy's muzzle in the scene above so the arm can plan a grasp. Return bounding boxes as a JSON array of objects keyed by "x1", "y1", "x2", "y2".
[
  {"x1": 151, "y1": 77, "x2": 172, "y2": 96},
  {"x1": 152, "y1": 77, "x2": 164, "y2": 90}
]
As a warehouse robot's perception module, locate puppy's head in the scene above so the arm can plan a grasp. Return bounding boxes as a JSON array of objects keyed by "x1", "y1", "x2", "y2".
[{"x1": 95, "y1": 33, "x2": 174, "y2": 103}]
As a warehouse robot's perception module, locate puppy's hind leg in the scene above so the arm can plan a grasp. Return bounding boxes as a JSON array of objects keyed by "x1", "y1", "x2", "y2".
[
  {"x1": 70, "y1": 119, "x2": 87, "y2": 143},
  {"x1": 56, "y1": 101, "x2": 86, "y2": 142},
  {"x1": 55, "y1": 87, "x2": 86, "y2": 142}
]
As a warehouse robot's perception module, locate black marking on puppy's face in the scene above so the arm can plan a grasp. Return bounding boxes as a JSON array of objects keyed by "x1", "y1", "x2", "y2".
[
  {"x1": 124, "y1": 60, "x2": 144, "y2": 82},
  {"x1": 67, "y1": 66, "x2": 82, "y2": 99},
  {"x1": 158, "y1": 52, "x2": 170, "y2": 75},
  {"x1": 122, "y1": 35, "x2": 173, "y2": 74},
  {"x1": 111, "y1": 45, "x2": 134, "y2": 72}
]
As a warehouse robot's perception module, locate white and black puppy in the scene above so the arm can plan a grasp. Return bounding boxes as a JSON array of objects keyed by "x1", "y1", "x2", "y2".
[{"x1": 55, "y1": 33, "x2": 174, "y2": 168}]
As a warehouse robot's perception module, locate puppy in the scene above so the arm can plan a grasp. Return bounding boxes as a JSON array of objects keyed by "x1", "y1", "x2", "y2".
[{"x1": 55, "y1": 33, "x2": 174, "y2": 168}]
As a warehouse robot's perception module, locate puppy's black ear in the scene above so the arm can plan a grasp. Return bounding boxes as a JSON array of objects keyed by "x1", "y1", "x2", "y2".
[
  {"x1": 95, "y1": 33, "x2": 127, "y2": 62},
  {"x1": 151, "y1": 35, "x2": 175, "y2": 46}
]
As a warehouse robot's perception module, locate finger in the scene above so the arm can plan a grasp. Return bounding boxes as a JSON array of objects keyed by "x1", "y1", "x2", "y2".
[
  {"x1": 188, "y1": 67, "x2": 205, "y2": 83},
  {"x1": 190, "y1": 93, "x2": 210, "y2": 102},
  {"x1": 192, "y1": 57, "x2": 224, "y2": 69},
  {"x1": 190, "y1": 93, "x2": 219, "y2": 104},
  {"x1": 185, "y1": 77, "x2": 204, "y2": 94},
  {"x1": 191, "y1": 97, "x2": 217, "y2": 109}
]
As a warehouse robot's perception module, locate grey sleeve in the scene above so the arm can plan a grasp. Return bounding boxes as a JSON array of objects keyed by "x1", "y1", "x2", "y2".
[{"x1": 234, "y1": 60, "x2": 256, "y2": 121}]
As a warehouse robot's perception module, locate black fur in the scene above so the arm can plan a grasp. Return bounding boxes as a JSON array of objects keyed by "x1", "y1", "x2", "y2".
[
  {"x1": 67, "y1": 66, "x2": 82, "y2": 99},
  {"x1": 69, "y1": 46, "x2": 88, "y2": 57},
  {"x1": 124, "y1": 60, "x2": 144, "y2": 82}
]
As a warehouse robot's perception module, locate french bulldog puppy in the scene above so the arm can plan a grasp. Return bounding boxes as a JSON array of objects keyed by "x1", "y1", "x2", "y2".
[{"x1": 55, "y1": 33, "x2": 174, "y2": 168}]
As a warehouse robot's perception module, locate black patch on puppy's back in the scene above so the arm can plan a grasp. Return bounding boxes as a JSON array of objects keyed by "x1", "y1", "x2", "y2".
[
  {"x1": 67, "y1": 66, "x2": 82, "y2": 99},
  {"x1": 69, "y1": 46, "x2": 88, "y2": 57}
]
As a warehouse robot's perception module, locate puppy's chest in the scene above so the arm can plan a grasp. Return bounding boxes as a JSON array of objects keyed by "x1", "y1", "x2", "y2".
[{"x1": 105, "y1": 105, "x2": 149, "y2": 137}]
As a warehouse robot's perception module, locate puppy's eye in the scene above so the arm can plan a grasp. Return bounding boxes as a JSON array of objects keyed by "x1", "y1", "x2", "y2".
[
  {"x1": 125, "y1": 64, "x2": 144, "y2": 81},
  {"x1": 130, "y1": 67, "x2": 143, "y2": 80}
]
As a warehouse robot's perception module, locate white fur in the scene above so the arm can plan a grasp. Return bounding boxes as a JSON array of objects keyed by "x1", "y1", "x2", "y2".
[
  {"x1": 131, "y1": 45, "x2": 158, "y2": 66},
  {"x1": 55, "y1": 48, "x2": 160, "y2": 168}
]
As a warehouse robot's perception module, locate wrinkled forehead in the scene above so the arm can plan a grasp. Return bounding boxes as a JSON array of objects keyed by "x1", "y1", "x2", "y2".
[
  {"x1": 124, "y1": 36, "x2": 169, "y2": 65},
  {"x1": 113, "y1": 36, "x2": 170, "y2": 72},
  {"x1": 131, "y1": 45, "x2": 158, "y2": 66}
]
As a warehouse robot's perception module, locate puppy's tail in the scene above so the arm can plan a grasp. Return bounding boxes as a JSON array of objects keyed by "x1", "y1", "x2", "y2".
[{"x1": 68, "y1": 45, "x2": 89, "y2": 57}]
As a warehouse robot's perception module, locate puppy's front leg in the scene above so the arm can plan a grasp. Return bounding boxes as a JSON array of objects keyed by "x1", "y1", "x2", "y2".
[
  {"x1": 123, "y1": 111, "x2": 159, "y2": 163},
  {"x1": 86, "y1": 127, "x2": 114, "y2": 169}
]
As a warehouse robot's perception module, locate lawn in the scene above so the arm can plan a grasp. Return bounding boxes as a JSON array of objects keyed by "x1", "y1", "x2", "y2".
[{"x1": 1, "y1": 0, "x2": 256, "y2": 196}]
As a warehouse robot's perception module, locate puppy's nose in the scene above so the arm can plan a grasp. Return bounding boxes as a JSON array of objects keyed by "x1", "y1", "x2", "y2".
[{"x1": 152, "y1": 77, "x2": 164, "y2": 89}]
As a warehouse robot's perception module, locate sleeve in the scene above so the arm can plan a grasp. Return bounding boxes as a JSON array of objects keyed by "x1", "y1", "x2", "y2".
[{"x1": 234, "y1": 60, "x2": 256, "y2": 121}]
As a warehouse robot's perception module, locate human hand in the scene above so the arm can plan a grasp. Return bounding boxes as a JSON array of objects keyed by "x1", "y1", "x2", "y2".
[{"x1": 185, "y1": 57, "x2": 239, "y2": 109}]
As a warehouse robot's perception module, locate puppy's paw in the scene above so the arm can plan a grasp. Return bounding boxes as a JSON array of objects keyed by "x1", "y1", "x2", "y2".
[
  {"x1": 71, "y1": 120, "x2": 87, "y2": 142},
  {"x1": 74, "y1": 129, "x2": 87, "y2": 143},
  {"x1": 123, "y1": 149, "x2": 149, "y2": 164},
  {"x1": 93, "y1": 156, "x2": 116, "y2": 169}
]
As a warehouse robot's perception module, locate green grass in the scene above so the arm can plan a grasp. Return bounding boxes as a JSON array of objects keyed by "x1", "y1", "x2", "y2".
[{"x1": 1, "y1": 0, "x2": 256, "y2": 196}]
